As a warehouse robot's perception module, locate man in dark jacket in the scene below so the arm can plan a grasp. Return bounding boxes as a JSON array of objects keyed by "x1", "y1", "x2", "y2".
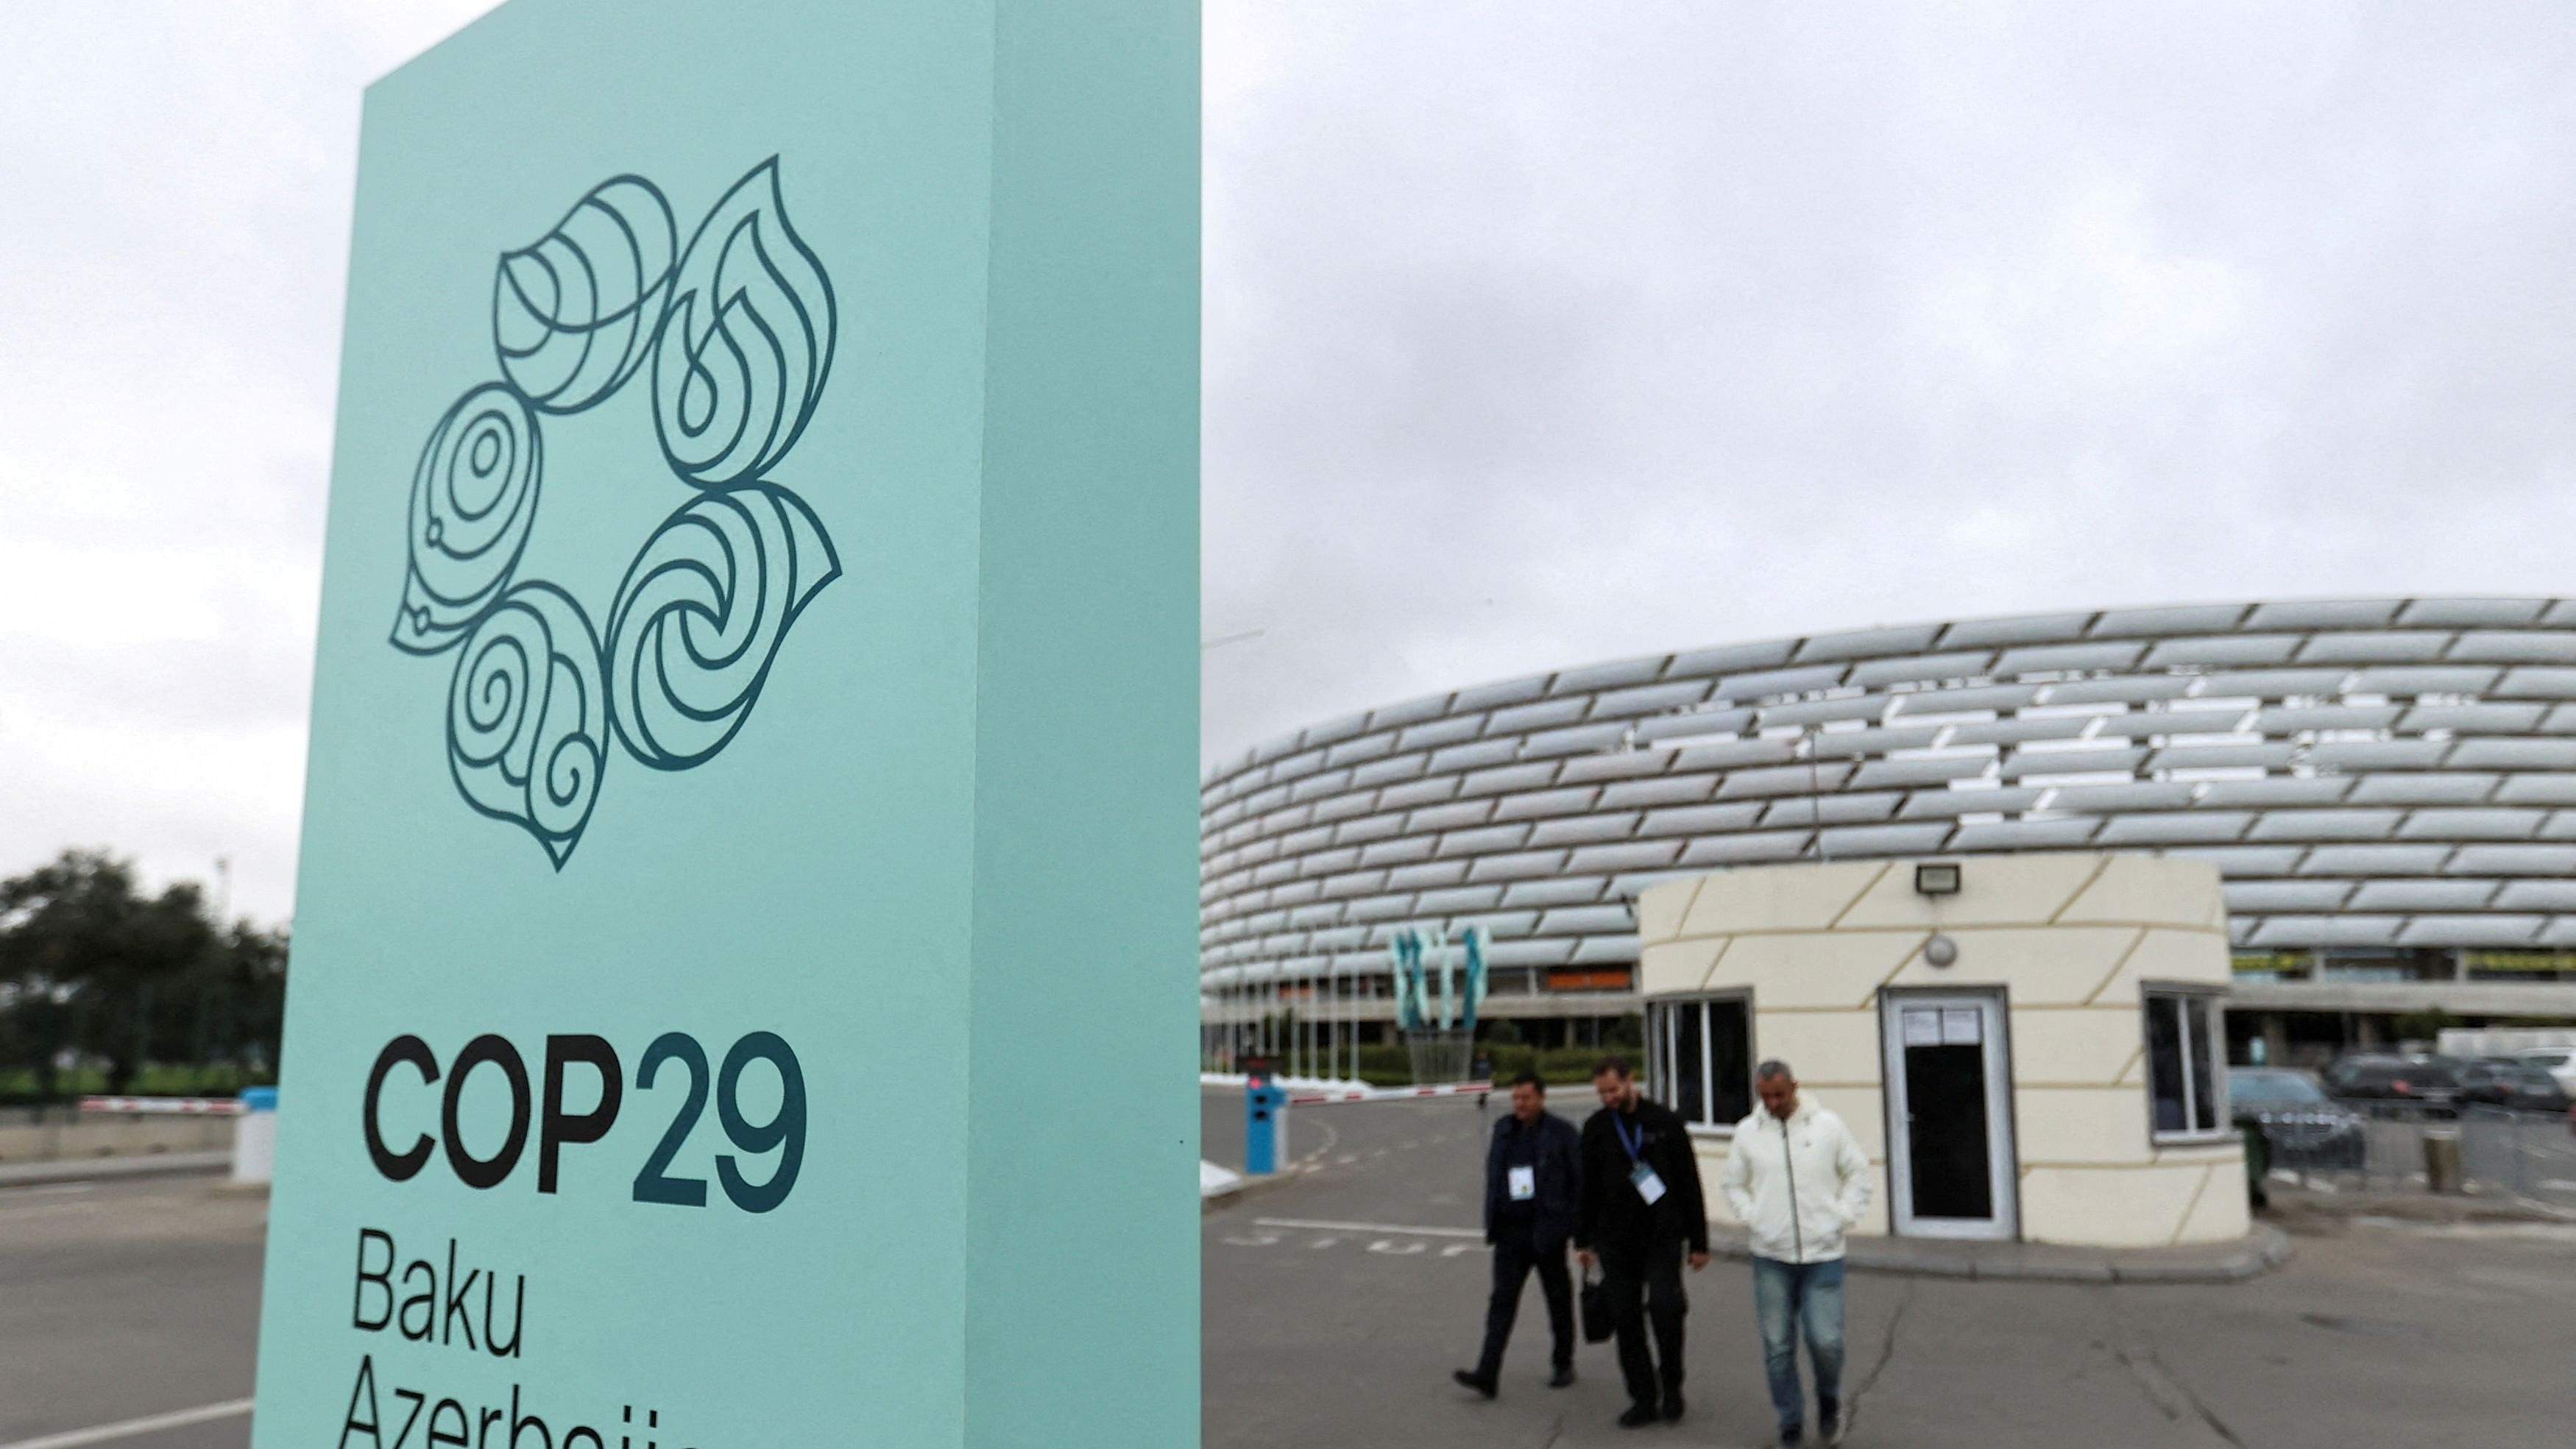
[
  {"x1": 1574, "y1": 1055, "x2": 1710, "y2": 1428},
  {"x1": 1453, "y1": 1071, "x2": 1582, "y2": 1398}
]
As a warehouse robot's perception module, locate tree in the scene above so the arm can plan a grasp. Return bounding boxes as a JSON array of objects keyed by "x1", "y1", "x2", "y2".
[
  {"x1": 193, "y1": 920, "x2": 290, "y2": 1076},
  {"x1": 0, "y1": 849, "x2": 252, "y2": 1097}
]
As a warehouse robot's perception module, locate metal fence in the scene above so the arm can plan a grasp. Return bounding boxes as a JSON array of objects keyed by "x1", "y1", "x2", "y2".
[
  {"x1": 2454, "y1": 1108, "x2": 2576, "y2": 1211},
  {"x1": 2263, "y1": 1104, "x2": 2576, "y2": 1213}
]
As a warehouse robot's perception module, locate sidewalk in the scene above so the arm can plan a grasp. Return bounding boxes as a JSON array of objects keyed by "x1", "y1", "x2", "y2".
[
  {"x1": 2263, "y1": 1181, "x2": 2576, "y2": 1226},
  {"x1": 1704, "y1": 1222, "x2": 2293, "y2": 1283},
  {"x1": 0, "y1": 1150, "x2": 231, "y2": 1188}
]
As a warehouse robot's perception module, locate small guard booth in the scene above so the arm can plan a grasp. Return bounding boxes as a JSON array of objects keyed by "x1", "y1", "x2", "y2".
[{"x1": 1636, "y1": 853, "x2": 2248, "y2": 1248}]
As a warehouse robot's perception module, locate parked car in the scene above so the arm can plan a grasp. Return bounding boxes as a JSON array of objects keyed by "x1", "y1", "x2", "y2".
[
  {"x1": 2229, "y1": 1067, "x2": 2368, "y2": 1170},
  {"x1": 2516, "y1": 1047, "x2": 2576, "y2": 1097},
  {"x1": 2323, "y1": 1053, "x2": 2460, "y2": 1110},
  {"x1": 2452, "y1": 1059, "x2": 2566, "y2": 1113},
  {"x1": 2456, "y1": 1059, "x2": 2526, "y2": 1108},
  {"x1": 2497, "y1": 1066, "x2": 2572, "y2": 1116}
]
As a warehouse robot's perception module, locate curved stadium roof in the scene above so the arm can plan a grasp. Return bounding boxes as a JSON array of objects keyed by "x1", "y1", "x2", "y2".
[{"x1": 1200, "y1": 598, "x2": 2576, "y2": 991}]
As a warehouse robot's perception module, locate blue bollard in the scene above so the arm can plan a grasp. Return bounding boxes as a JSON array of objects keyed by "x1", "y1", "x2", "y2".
[
  {"x1": 1245, "y1": 1078, "x2": 1287, "y2": 1175},
  {"x1": 234, "y1": 1085, "x2": 279, "y2": 1185}
]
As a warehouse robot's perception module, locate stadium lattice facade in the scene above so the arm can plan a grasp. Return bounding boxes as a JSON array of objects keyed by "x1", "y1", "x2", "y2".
[{"x1": 1201, "y1": 598, "x2": 2576, "y2": 1060}]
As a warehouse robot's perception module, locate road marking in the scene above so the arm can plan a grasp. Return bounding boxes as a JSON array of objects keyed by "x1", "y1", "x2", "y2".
[
  {"x1": 1335, "y1": 1155, "x2": 1359, "y2": 1165},
  {"x1": 1440, "y1": 1243, "x2": 1486, "y2": 1257},
  {"x1": 1293, "y1": 1115, "x2": 1342, "y2": 1166},
  {"x1": 1367, "y1": 1239, "x2": 1426, "y2": 1255},
  {"x1": 0, "y1": 1201, "x2": 103, "y2": 1223},
  {"x1": 1255, "y1": 1216, "x2": 1484, "y2": 1239},
  {"x1": 0, "y1": 1183, "x2": 103, "y2": 1217},
  {"x1": 0, "y1": 1400, "x2": 255, "y2": 1449}
]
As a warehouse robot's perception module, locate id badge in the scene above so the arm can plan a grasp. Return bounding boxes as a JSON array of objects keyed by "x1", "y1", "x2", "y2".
[
  {"x1": 1508, "y1": 1165, "x2": 1536, "y2": 1201},
  {"x1": 1630, "y1": 1161, "x2": 1667, "y2": 1205}
]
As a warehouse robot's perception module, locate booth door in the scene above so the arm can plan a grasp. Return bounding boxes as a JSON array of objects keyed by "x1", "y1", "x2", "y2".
[{"x1": 1880, "y1": 992, "x2": 2019, "y2": 1241}]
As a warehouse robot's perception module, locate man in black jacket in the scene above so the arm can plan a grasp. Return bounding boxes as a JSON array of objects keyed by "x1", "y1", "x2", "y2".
[
  {"x1": 1574, "y1": 1055, "x2": 1710, "y2": 1428},
  {"x1": 1453, "y1": 1071, "x2": 1582, "y2": 1399}
]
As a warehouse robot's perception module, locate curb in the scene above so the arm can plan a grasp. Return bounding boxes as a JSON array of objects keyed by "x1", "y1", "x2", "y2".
[
  {"x1": 1702, "y1": 1224, "x2": 2292, "y2": 1285},
  {"x1": 2265, "y1": 1184, "x2": 2576, "y2": 1227},
  {"x1": 1201, "y1": 1165, "x2": 1319, "y2": 1214},
  {"x1": 0, "y1": 1151, "x2": 234, "y2": 1190}
]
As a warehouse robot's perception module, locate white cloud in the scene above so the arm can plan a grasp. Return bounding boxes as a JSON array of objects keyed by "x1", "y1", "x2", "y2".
[
  {"x1": 1203, "y1": 1, "x2": 2576, "y2": 765},
  {"x1": 0, "y1": 0, "x2": 500, "y2": 924},
  {"x1": 10, "y1": 0, "x2": 2576, "y2": 923}
]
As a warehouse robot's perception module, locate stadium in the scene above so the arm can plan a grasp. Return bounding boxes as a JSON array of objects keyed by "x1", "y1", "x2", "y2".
[{"x1": 1200, "y1": 597, "x2": 2576, "y2": 1069}]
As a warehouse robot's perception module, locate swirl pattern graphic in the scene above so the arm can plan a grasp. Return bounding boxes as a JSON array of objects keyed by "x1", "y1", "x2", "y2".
[
  {"x1": 494, "y1": 176, "x2": 677, "y2": 414},
  {"x1": 393, "y1": 384, "x2": 544, "y2": 654},
  {"x1": 651, "y1": 160, "x2": 838, "y2": 489},
  {"x1": 608, "y1": 485, "x2": 841, "y2": 770},
  {"x1": 447, "y1": 584, "x2": 609, "y2": 868},
  {"x1": 388, "y1": 157, "x2": 842, "y2": 869}
]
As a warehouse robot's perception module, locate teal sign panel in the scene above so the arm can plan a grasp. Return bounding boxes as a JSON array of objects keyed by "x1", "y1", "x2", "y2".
[{"x1": 250, "y1": 1, "x2": 1197, "y2": 1445}]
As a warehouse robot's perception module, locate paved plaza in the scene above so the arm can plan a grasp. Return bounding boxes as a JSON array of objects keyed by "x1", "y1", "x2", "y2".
[
  {"x1": 5, "y1": 1103, "x2": 2576, "y2": 1449},
  {"x1": 1203, "y1": 1092, "x2": 2576, "y2": 1448}
]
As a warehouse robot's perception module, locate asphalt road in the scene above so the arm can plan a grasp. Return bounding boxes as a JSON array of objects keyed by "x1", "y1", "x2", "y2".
[
  {"x1": 1202, "y1": 1089, "x2": 2576, "y2": 1448},
  {"x1": 0, "y1": 1175, "x2": 258, "y2": 1449},
  {"x1": 7, "y1": 1105, "x2": 2576, "y2": 1449}
]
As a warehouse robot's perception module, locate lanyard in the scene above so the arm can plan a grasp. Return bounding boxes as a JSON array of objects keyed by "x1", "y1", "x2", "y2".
[{"x1": 1613, "y1": 1112, "x2": 1645, "y2": 1163}]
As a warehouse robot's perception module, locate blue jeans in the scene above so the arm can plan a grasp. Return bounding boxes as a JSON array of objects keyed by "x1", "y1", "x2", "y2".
[{"x1": 1752, "y1": 1256, "x2": 1846, "y2": 1439}]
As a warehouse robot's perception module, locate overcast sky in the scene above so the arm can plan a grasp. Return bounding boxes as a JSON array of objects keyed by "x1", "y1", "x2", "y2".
[{"x1": 7, "y1": 3, "x2": 2576, "y2": 924}]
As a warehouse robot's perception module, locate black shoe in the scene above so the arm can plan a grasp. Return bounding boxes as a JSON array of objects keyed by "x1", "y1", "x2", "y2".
[
  {"x1": 1451, "y1": 1369, "x2": 1496, "y2": 1400},
  {"x1": 1618, "y1": 1403, "x2": 1661, "y2": 1428},
  {"x1": 1548, "y1": 1364, "x2": 1576, "y2": 1389},
  {"x1": 1660, "y1": 1389, "x2": 1685, "y2": 1423},
  {"x1": 1779, "y1": 1436, "x2": 1804, "y2": 1449},
  {"x1": 1819, "y1": 1397, "x2": 1842, "y2": 1444}
]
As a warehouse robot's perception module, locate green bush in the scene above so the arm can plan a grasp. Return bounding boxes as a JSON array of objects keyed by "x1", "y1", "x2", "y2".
[{"x1": 0, "y1": 1063, "x2": 274, "y2": 1107}]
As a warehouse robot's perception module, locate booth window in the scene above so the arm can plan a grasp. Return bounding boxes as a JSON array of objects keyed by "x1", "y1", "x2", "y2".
[
  {"x1": 2144, "y1": 989, "x2": 2224, "y2": 1140},
  {"x1": 1647, "y1": 995, "x2": 1752, "y2": 1130}
]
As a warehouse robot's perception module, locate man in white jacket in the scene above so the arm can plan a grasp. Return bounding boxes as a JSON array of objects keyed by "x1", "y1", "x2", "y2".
[{"x1": 1718, "y1": 1060, "x2": 1870, "y2": 1448}]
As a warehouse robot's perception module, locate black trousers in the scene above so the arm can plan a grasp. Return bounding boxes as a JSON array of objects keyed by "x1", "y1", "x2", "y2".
[
  {"x1": 1597, "y1": 1235, "x2": 1688, "y2": 1408},
  {"x1": 1476, "y1": 1229, "x2": 1574, "y2": 1377}
]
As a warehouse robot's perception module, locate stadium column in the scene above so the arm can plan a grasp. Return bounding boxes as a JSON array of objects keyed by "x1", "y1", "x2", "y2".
[{"x1": 250, "y1": 1, "x2": 1197, "y2": 1445}]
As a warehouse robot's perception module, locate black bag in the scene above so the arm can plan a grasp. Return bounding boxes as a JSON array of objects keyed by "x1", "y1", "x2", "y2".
[{"x1": 1579, "y1": 1266, "x2": 1616, "y2": 1344}]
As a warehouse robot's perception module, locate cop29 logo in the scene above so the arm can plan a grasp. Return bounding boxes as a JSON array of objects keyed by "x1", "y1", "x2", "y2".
[{"x1": 389, "y1": 159, "x2": 841, "y2": 868}]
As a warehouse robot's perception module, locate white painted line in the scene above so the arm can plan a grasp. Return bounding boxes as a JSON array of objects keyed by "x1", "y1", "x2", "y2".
[
  {"x1": 1, "y1": 1400, "x2": 254, "y2": 1449},
  {"x1": 1255, "y1": 1216, "x2": 1484, "y2": 1239},
  {"x1": 0, "y1": 1199, "x2": 112, "y2": 1224},
  {"x1": 0, "y1": 1183, "x2": 99, "y2": 1207}
]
